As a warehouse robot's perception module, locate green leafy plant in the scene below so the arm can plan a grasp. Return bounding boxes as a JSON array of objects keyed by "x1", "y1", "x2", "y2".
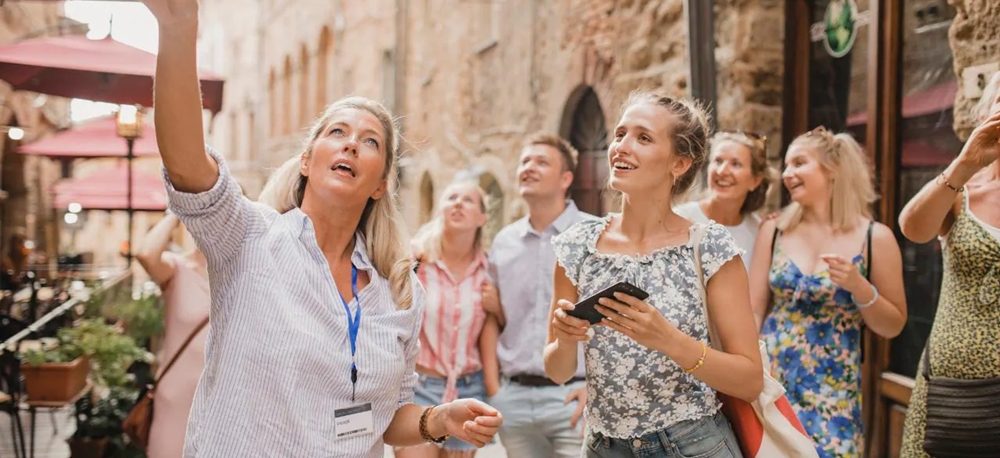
[
  {"x1": 21, "y1": 319, "x2": 146, "y2": 388},
  {"x1": 22, "y1": 331, "x2": 85, "y2": 366},
  {"x1": 112, "y1": 294, "x2": 165, "y2": 346},
  {"x1": 71, "y1": 319, "x2": 146, "y2": 388}
]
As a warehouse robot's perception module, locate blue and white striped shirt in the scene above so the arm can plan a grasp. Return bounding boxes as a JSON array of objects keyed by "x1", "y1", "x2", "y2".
[{"x1": 164, "y1": 148, "x2": 424, "y2": 458}]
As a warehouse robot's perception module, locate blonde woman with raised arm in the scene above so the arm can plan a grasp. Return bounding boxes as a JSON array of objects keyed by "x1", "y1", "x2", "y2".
[
  {"x1": 897, "y1": 74, "x2": 1000, "y2": 458},
  {"x1": 139, "y1": 1, "x2": 502, "y2": 456}
]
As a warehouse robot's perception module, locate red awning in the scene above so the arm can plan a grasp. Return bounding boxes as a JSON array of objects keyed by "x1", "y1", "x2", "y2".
[
  {"x1": 53, "y1": 163, "x2": 167, "y2": 211},
  {"x1": 19, "y1": 115, "x2": 159, "y2": 158},
  {"x1": 900, "y1": 140, "x2": 956, "y2": 168},
  {"x1": 847, "y1": 80, "x2": 957, "y2": 126},
  {"x1": 0, "y1": 35, "x2": 224, "y2": 113}
]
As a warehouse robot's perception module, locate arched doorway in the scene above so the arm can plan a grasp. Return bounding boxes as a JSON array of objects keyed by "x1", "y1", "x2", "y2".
[
  {"x1": 477, "y1": 173, "x2": 504, "y2": 246},
  {"x1": 419, "y1": 172, "x2": 434, "y2": 225},
  {"x1": 561, "y1": 86, "x2": 609, "y2": 216}
]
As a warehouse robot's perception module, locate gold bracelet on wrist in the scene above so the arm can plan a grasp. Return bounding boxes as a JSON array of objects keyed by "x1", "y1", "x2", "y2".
[
  {"x1": 683, "y1": 341, "x2": 708, "y2": 373},
  {"x1": 936, "y1": 173, "x2": 964, "y2": 193},
  {"x1": 419, "y1": 405, "x2": 449, "y2": 443}
]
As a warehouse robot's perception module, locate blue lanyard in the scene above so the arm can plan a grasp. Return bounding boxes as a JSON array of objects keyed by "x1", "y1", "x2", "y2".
[{"x1": 339, "y1": 265, "x2": 361, "y2": 400}]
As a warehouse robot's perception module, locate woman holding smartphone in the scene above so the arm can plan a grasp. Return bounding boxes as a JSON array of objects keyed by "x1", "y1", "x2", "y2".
[{"x1": 543, "y1": 91, "x2": 762, "y2": 458}]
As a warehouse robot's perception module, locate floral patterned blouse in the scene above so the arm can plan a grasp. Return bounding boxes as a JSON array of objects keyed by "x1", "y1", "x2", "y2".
[{"x1": 552, "y1": 215, "x2": 743, "y2": 439}]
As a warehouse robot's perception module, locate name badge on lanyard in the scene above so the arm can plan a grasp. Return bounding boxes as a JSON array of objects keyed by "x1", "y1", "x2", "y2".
[{"x1": 335, "y1": 403, "x2": 374, "y2": 440}]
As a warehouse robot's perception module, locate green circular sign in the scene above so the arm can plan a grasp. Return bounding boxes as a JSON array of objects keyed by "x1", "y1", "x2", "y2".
[{"x1": 823, "y1": 0, "x2": 859, "y2": 58}]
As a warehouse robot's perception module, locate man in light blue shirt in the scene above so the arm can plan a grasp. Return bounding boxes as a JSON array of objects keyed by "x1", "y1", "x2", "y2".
[{"x1": 482, "y1": 132, "x2": 596, "y2": 457}]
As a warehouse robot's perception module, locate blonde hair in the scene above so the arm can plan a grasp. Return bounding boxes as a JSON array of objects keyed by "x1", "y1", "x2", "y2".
[
  {"x1": 617, "y1": 90, "x2": 713, "y2": 200},
  {"x1": 411, "y1": 180, "x2": 489, "y2": 263},
  {"x1": 710, "y1": 132, "x2": 776, "y2": 215},
  {"x1": 778, "y1": 127, "x2": 877, "y2": 232},
  {"x1": 257, "y1": 97, "x2": 415, "y2": 310}
]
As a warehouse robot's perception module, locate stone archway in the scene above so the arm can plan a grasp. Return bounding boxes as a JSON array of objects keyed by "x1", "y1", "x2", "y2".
[
  {"x1": 419, "y1": 172, "x2": 434, "y2": 225},
  {"x1": 560, "y1": 85, "x2": 609, "y2": 216},
  {"x1": 477, "y1": 172, "x2": 505, "y2": 246}
]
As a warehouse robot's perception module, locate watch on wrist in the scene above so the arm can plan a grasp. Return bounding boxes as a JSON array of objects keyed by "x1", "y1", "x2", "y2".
[{"x1": 419, "y1": 405, "x2": 449, "y2": 443}]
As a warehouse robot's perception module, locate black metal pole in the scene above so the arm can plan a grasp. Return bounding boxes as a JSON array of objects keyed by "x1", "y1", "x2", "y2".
[
  {"x1": 126, "y1": 137, "x2": 135, "y2": 267},
  {"x1": 686, "y1": 0, "x2": 718, "y2": 131}
]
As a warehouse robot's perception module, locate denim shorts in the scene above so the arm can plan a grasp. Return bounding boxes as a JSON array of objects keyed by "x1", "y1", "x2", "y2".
[
  {"x1": 584, "y1": 411, "x2": 744, "y2": 458},
  {"x1": 413, "y1": 371, "x2": 485, "y2": 451}
]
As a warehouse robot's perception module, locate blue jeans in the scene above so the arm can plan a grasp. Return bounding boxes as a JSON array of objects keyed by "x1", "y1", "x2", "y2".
[
  {"x1": 585, "y1": 411, "x2": 744, "y2": 458},
  {"x1": 413, "y1": 371, "x2": 486, "y2": 451},
  {"x1": 487, "y1": 379, "x2": 586, "y2": 458}
]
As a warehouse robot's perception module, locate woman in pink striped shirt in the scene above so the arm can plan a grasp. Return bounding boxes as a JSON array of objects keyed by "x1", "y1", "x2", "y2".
[{"x1": 397, "y1": 180, "x2": 498, "y2": 458}]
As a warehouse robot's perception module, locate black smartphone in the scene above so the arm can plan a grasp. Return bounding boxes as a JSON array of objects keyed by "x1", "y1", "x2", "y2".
[{"x1": 565, "y1": 281, "x2": 649, "y2": 325}]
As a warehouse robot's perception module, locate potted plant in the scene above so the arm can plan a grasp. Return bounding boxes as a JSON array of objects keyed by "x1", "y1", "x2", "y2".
[
  {"x1": 20, "y1": 319, "x2": 147, "y2": 403},
  {"x1": 57, "y1": 320, "x2": 149, "y2": 458},
  {"x1": 20, "y1": 331, "x2": 90, "y2": 403}
]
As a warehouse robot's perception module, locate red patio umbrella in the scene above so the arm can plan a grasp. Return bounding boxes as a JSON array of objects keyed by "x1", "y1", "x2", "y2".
[
  {"x1": 18, "y1": 115, "x2": 159, "y2": 159},
  {"x1": 18, "y1": 113, "x2": 164, "y2": 264},
  {"x1": 53, "y1": 163, "x2": 166, "y2": 211},
  {"x1": 0, "y1": 35, "x2": 224, "y2": 113}
]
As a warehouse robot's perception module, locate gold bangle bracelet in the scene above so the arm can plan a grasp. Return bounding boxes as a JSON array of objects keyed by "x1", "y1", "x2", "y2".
[
  {"x1": 683, "y1": 341, "x2": 708, "y2": 373},
  {"x1": 937, "y1": 173, "x2": 964, "y2": 193}
]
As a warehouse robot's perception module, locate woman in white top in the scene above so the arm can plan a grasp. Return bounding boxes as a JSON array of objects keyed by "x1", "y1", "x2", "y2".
[
  {"x1": 140, "y1": 1, "x2": 502, "y2": 456},
  {"x1": 674, "y1": 132, "x2": 775, "y2": 270},
  {"x1": 544, "y1": 91, "x2": 762, "y2": 458}
]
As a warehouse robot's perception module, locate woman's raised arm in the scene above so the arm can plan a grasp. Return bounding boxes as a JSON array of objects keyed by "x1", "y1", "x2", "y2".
[{"x1": 143, "y1": 0, "x2": 218, "y2": 192}]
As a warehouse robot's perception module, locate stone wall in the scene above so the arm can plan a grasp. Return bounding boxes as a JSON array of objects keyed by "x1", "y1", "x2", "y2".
[
  {"x1": 714, "y1": 0, "x2": 785, "y2": 187},
  {"x1": 199, "y1": 0, "x2": 787, "y2": 232},
  {"x1": 949, "y1": 0, "x2": 1000, "y2": 140},
  {"x1": 403, "y1": 0, "x2": 699, "y2": 225}
]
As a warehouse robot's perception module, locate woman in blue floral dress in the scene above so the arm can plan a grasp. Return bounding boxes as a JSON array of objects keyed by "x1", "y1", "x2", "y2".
[{"x1": 747, "y1": 127, "x2": 908, "y2": 458}]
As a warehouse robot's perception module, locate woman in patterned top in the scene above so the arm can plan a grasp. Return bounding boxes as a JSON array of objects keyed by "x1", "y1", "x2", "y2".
[
  {"x1": 748, "y1": 128, "x2": 907, "y2": 458},
  {"x1": 543, "y1": 91, "x2": 763, "y2": 458},
  {"x1": 141, "y1": 0, "x2": 502, "y2": 456},
  {"x1": 896, "y1": 73, "x2": 1000, "y2": 458},
  {"x1": 396, "y1": 180, "x2": 498, "y2": 458}
]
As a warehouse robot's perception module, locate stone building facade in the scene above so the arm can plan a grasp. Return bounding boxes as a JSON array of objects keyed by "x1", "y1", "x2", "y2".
[
  {"x1": 950, "y1": 0, "x2": 1000, "y2": 139},
  {"x1": 0, "y1": 2, "x2": 73, "y2": 266},
  {"x1": 198, "y1": 0, "x2": 789, "y2": 239},
  {"x1": 197, "y1": 0, "x2": 993, "y2": 240}
]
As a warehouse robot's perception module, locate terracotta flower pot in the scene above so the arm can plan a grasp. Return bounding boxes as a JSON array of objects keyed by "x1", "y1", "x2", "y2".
[{"x1": 20, "y1": 356, "x2": 90, "y2": 403}]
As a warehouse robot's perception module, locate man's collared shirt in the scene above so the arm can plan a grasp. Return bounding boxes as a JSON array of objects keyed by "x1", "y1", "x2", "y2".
[{"x1": 488, "y1": 201, "x2": 596, "y2": 378}]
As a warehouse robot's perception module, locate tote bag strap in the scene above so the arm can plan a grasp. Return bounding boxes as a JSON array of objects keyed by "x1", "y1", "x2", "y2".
[
  {"x1": 690, "y1": 223, "x2": 721, "y2": 349},
  {"x1": 155, "y1": 317, "x2": 209, "y2": 382}
]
